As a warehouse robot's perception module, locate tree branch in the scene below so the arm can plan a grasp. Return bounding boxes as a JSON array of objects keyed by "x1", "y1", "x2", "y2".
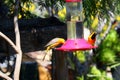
[
  {"x1": 0, "y1": 32, "x2": 19, "y2": 53},
  {"x1": 13, "y1": 0, "x2": 22, "y2": 80},
  {"x1": 0, "y1": 71, "x2": 12, "y2": 80},
  {"x1": 96, "y1": 12, "x2": 115, "y2": 46}
]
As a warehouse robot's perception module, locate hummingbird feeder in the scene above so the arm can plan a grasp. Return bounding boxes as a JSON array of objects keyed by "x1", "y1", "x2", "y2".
[{"x1": 56, "y1": 0, "x2": 97, "y2": 51}]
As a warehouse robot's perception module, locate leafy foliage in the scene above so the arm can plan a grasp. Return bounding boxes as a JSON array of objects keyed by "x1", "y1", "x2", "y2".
[
  {"x1": 2, "y1": 0, "x2": 120, "y2": 20},
  {"x1": 74, "y1": 51, "x2": 86, "y2": 63},
  {"x1": 83, "y1": 0, "x2": 120, "y2": 19},
  {"x1": 98, "y1": 48, "x2": 116, "y2": 64},
  {"x1": 97, "y1": 30, "x2": 120, "y2": 65},
  {"x1": 87, "y1": 65, "x2": 112, "y2": 80},
  {"x1": 4, "y1": 0, "x2": 37, "y2": 18}
]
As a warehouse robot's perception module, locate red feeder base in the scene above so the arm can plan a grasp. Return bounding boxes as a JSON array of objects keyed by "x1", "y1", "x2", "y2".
[{"x1": 56, "y1": 38, "x2": 97, "y2": 51}]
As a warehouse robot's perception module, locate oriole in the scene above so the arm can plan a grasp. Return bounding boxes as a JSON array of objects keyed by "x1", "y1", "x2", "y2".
[
  {"x1": 43, "y1": 38, "x2": 65, "y2": 60},
  {"x1": 88, "y1": 32, "x2": 97, "y2": 45}
]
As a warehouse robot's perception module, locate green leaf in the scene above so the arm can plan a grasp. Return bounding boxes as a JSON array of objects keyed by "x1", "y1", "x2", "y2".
[{"x1": 98, "y1": 48, "x2": 116, "y2": 64}]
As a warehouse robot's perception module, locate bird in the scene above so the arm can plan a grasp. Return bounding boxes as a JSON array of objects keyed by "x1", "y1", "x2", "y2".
[
  {"x1": 88, "y1": 32, "x2": 97, "y2": 46},
  {"x1": 87, "y1": 32, "x2": 98, "y2": 56},
  {"x1": 42, "y1": 37, "x2": 65, "y2": 60},
  {"x1": 111, "y1": 20, "x2": 118, "y2": 29}
]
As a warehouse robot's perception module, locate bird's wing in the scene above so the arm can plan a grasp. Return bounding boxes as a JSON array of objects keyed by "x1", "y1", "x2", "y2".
[{"x1": 44, "y1": 38, "x2": 60, "y2": 47}]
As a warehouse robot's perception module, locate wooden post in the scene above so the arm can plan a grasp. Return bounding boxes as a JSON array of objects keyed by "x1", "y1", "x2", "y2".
[{"x1": 54, "y1": 50, "x2": 68, "y2": 80}]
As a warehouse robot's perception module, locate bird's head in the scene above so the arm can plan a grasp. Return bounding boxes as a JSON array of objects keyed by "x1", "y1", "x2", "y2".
[
  {"x1": 58, "y1": 38, "x2": 65, "y2": 44},
  {"x1": 90, "y1": 32, "x2": 97, "y2": 40},
  {"x1": 88, "y1": 32, "x2": 97, "y2": 45}
]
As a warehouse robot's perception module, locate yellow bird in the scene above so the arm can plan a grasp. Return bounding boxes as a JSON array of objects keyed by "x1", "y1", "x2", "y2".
[
  {"x1": 43, "y1": 38, "x2": 65, "y2": 60},
  {"x1": 88, "y1": 32, "x2": 97, "y2": 45},
  {"x1": 45, "y1": 38, "x2": 65, "y2": 51}
]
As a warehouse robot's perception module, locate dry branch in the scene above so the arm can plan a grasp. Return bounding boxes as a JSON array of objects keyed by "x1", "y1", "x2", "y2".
[
  {"x1": 13, "y1": 0, "x2": 22, "y2": 80},
  {"x1": 0, "y1": 71, "x2": 12, "y2": 80},
  {"x1": 0, "y1": 32, "x2": 19, "y2": 53}
]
